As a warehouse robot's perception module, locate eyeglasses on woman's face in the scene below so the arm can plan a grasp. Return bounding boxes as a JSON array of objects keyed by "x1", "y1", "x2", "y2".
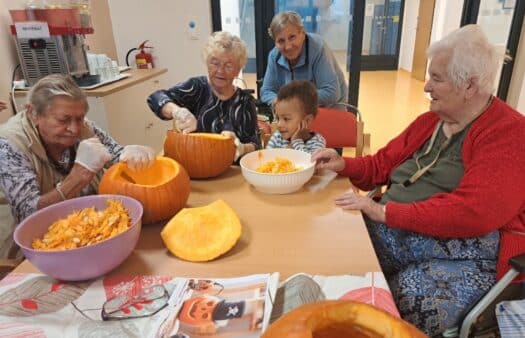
[
  {"x1": 207, "y1": 56, "x2": 238, "y2": 74},
  {"x1": 207, "y1": 53, "x2": 241, "y2": 91}
]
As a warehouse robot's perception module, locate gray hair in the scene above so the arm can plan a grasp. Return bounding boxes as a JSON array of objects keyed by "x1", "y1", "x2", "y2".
[
  {"x1": 203, "y1": 31, "x2": 248, "y2": 69},
  {"x1": 28, "y1": 74, "x2": 88, "y2": 116},
  {"x1": 426, "y1": 24, "x2": 509, "y2": 95},
  {"x1": 268, "y1": 11, "x2": 304, "y2": 40}
]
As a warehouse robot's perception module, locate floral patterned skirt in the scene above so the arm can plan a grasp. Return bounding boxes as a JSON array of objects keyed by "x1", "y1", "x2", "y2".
[{"x1": 365, "y1": 220, "x2": 499, "y2": 337}]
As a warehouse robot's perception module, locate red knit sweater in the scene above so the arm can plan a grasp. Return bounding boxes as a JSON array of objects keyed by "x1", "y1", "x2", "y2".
[{"x1": 341, "y1": 98, "x2": 525, "y2": 281}]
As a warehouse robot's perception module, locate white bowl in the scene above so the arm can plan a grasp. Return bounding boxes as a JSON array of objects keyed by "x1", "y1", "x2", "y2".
[{"x1": 240, "y1": 148, "x2": 315, "y2": 194}]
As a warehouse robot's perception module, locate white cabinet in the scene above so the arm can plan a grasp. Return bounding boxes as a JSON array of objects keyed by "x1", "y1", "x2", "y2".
[{"x1": 94, "y1": 71, "x2": 170, "y2": 152}]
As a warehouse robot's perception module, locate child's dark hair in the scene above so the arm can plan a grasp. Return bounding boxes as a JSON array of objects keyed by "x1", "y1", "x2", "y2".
[{"x1": 276, "y1": 80, "x2": 318, "y2": 117}]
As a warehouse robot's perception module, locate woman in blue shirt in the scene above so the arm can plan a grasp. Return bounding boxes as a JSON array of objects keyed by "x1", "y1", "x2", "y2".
[{"x1": 261, "y1": 11, "x2": 348, "y2": 107}]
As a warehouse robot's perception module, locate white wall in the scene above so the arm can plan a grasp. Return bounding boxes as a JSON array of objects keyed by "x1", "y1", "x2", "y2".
[
  {"x1": 0, "y1": 0, "x2": 28, "y2": 122},
  {"x1": 398, "y1": 0, "x2": 418, "y2": 72},
  {"x1": 429, "y1": 0, "x2": 462, "y2": 45},
  {"x1": 477, "y1": 0, "x2": 514, "y2": 46},
  {"x1": 397, "y1": 0, "x2": 463, "y2": 75},
  {"x1": 516, "y1": 71, "x2": 525, "y2": 113},
  {"x1": 220, "y1": 0, "x2": 240, "y2": 37},
  {"x1": 316, "y1": 0, "x2": 351, "y2": 51},
  {"x1": 508, "y1": 20, "x2": 525, "y2": 114},
  {"x1": 108, "y1": 0, "x2": 212, "y2": 86}
]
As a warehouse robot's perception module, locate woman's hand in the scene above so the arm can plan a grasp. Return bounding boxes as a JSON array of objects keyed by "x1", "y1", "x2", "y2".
[
  {"x1": 75, "y1": 137, "x2": 112, "y2": 173},
  {"x1": 291, "y1": 120, "x2": 310, "y2": 142},
  {"x1": 311, "y1": 148, "x2": 345, "y2": 172},
  {"x1": 221, "y1": 131, "x2": 246, "y2": 161},
  {"x1": 120, "y1": 145, "x2": 156, "y2": 171},
  {"x1": 37, "y1": 164, "x2": 95, "y2": 210},
  {"x1": 162, "y1": 102, "x2": 197, "y2": 133},
  {"x1": 335, "y1": 189, "x2": 386, "y2": 223}
]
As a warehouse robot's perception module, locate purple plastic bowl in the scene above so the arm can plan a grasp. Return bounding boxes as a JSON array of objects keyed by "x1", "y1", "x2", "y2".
[{"x1": 14, "y1": 194, "x2": 143, "y2": 281}]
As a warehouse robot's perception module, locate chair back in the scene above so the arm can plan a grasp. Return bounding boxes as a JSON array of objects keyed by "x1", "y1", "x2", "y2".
[{"x1": 310, "y1": 107, "x2": 365, "y2": 156}]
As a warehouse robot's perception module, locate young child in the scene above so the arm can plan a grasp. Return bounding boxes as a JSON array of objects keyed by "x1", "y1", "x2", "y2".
[{"x1": 266, "y1": 80, "x2": 326, "y2": 154}]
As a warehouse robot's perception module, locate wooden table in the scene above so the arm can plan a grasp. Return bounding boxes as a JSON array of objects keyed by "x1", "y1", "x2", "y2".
[{"x1": 15, "y1": 168, "x2": 381, "y2": 279}]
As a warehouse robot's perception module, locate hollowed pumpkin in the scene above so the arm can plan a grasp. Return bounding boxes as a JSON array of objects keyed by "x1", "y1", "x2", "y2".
[
  {"x1": 98, "y1": 157, "x2": 190, "y2": 224},
  {"x1": 262, "y1": 300, "x2": 426, "y2": 338},
  {"x1": 164, "y1": 131, "x2": 235, "y2": 178},
  {"x1": 161, "y1": 199, "x2": 241, "y2": 262}
]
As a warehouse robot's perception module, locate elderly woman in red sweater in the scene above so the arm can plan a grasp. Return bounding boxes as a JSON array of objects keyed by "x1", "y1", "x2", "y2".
[{"x1": 312, "y1": 25, "x2": 525, "y2": 336}]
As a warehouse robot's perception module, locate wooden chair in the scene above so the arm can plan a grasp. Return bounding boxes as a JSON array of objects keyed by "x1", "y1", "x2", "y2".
[{"x1": 310, "y1": 104, "x2": 366, "y2": 157}]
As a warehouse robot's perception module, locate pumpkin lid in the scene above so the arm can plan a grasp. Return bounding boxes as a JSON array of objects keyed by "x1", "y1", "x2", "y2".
[{"x1": 160, "y1": 199, "x2": 242, "y2": 262}]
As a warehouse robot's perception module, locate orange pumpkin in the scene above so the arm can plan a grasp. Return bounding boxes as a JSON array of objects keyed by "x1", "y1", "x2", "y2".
[
  {"x1": 164, "y1": 131, "x2": 235, "y2": 178},
  {"x1": 262, "y1": 300, "x2": 427, "y2": 338},
  {"x1": 98, "y1": 157, "x2": 190, "y2": 224},
  {"x1": 161, "y1": 199, "x2": 242, "y2": 262}
]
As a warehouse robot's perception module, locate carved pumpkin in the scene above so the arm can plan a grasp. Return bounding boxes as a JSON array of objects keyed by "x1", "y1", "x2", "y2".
[
  {"x1": 161, "y1": 199, "x2": 242, "y2": 262},
  {"x1": 262, "y1": 300, "x2": 427, "y2": 338},
  {"x1": 98, "y1": 157, "x2": 190, "y2": 224},
  {"x1": 164, "y1": 131, "x2": 235, "y2": 178}
]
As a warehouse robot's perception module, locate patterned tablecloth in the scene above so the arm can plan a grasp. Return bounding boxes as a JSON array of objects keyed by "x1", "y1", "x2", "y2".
[{"x1": 0, "y1": 271, "x2": 398, "y2": 337}]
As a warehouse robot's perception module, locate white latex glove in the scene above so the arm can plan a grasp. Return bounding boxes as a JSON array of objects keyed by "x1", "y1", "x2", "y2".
[
  {"x1": 172, "y1": 106, "x2": 197, "y2": 134},
  {"x1": 221, "y1": 131, "x2": 246, "y2": 161},
  {"x1": 75, "y1": 137, "x2": 112, "y2": 173},
  {"x1": 119, "y1": 145, "x2": 156, "y2": 171}
]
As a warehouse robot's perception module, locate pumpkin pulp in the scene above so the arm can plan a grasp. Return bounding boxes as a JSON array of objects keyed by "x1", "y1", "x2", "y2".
[{"x1": 113, "y1": 158, "x2": 181, "y2": 186}]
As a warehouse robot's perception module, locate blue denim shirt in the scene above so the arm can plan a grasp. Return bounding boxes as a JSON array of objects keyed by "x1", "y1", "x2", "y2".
[{"x1": 261, "y1": 33, "x2": 348, "y2": 107}]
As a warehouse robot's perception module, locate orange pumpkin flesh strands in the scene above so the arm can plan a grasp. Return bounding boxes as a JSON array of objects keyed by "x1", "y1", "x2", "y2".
[
  {"x1": 98, "y1": 157, "x2": 191, "y2": 224},
  {"x1": 256, "y1": 157, "x2": 303, "y2": 174},
  {"x1": 32, "y1": 199, "x2": 130, "y2": 250}
]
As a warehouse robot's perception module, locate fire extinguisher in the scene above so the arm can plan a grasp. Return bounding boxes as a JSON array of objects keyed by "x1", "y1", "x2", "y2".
[{"x1": 125, "y1": 40, "x2": 155, "y2": 69}]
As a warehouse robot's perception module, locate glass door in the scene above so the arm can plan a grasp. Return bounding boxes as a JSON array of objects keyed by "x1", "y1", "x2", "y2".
[
  {"x1": 212, "y1": 0, "x2": 368, "y2": 106},
  {"x1": 274, "y1": 0, "x2": 353, "y2": 78},
  {"x1": 461, "y1": 0, "x2": 525, "y2": 100},
  {"x1": 361, "y1": 0, "x2": 404, "y2": 70},
  {"x1": 216, "y1": 0, "x2": 258, "y2": 92}
]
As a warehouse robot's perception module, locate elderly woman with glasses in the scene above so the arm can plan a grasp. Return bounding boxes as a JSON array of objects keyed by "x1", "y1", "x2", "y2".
[
  {"x1": 0, "y1": 74, "x2": 155, "y2": 260},
  {"x1": 260, "y1": 11, "x2": 347, "y2": 107},
  {"x1": 312, "y1": 25, "x2": 525, "y2": 336},
  {"x1": 147, "y1": 31, "x2": 261, "y2": 161}
]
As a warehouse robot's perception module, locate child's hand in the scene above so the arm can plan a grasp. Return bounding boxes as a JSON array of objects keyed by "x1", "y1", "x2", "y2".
[{"x1": 291, "y1": 120, "x2": 310, "y2": 142}]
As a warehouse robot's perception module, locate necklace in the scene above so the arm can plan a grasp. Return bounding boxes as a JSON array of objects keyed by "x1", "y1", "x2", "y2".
[{"x1": 402, "y1": 121, "x2": 450, "y2": 187}]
